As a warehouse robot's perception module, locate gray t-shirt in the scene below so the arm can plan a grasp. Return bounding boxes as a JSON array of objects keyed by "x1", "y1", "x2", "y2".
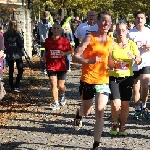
[{"x1": 38, "y1": 19, "x2": 52, "y2": 42}]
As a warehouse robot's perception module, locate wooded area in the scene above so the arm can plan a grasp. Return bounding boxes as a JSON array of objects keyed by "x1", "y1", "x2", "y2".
[{"x1": 0, "y1": 0, "x2": 150, "y2": 22}]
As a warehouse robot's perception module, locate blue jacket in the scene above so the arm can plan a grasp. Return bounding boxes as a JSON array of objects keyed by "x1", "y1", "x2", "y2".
[{"x1": 38, "y1": 19, "x2": 52, "y2": 43}]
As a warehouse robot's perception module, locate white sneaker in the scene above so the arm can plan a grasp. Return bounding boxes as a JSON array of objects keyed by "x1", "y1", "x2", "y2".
[
  {"x1": 60, "y1": 94, "x2": 66, "y2": 106},
  {"x1": 44, "y1": 70, "x2": 47, "y2": 75},
  {"x1": 50, "y1": 102, "x2": 60, "y2": 110},
  {"x1": 67, "y1": 69, "x2": 71, "y2": 72},
  {"x1": 14, "y1": 88, "x2": 22, "y2": 93},
  {"x1": 40, "y1": 70, "x2": 47, "y2": 75}
]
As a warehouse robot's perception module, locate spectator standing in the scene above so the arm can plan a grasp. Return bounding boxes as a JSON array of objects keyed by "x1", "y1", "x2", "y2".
[
  {"x1": 4, "y1": 20, "x2": 24, "y2": 92},
  {"x1": 38, "y1": 11, "x2": 52, "y2": 75}
]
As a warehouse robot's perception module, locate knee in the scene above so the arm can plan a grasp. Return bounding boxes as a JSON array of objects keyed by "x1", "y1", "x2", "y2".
[
  {"x1": 50, "y1": 81, "x2": 57, "y2": 88},
  {"x1": 111, "y1": 100, "x2": 120, "y2": 111},
  {"x1": 51, "y1": 83, "x2": 57, "y2": 88},
  {"x1": 58, "y1": 84, "x2": 65, "y2": 89},
  {"x1": 121, "y1": 102, "x2": 129, "y2": 111}
]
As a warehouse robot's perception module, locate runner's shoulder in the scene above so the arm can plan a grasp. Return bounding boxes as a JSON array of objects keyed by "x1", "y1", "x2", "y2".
[
  {"x1": 77, "y1": 22, "x2": 88, "y2": 29},
  {"x1": 129, "y1": 27, "x2": 137, "y2": 33},
  {"x1": 106, "y1": 35, "x2": 115, "y2": 44}
]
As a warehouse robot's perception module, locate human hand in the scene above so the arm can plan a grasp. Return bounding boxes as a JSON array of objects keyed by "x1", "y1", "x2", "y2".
[
  {"x1": 142, "y1": 44, "x2": 150, "y2": 50},
  {"x1": 60, "y1": 51, "x2": 66, "y2": 57},
  {"x1": 127, "y1": 52, "x2": 135, "y2": 59},
  {"x1": 115, "y1": 59, "x2": 122, "y2": 70}
]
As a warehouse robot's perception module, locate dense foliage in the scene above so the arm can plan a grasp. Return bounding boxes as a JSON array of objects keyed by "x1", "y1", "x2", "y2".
[{"x1": 0, "y1": 0, "x2": 150, "y2": 22}]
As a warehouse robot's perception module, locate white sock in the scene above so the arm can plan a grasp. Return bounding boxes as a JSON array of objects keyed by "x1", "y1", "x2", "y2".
[
  {"x1": 142, "y1": 103, "x2": 146, "y2": 109},
  {"x1": 55, "y1": 101, "x2": 59, "y2": 105},
  {"x1": 135, "y1": 106, "x2": 141, "y2": 111}
]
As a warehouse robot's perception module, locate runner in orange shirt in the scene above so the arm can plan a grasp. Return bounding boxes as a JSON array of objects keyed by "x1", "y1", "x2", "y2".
[{"x1": 72, "y1": 11, "x2": 113, "y2": 150}]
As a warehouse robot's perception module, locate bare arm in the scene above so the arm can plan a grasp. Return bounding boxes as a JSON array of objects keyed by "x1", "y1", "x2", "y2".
[
  {"x1": 127, "y1": 51, "x2": 142, "y2": 65},
  {"x1": 72, "y1": 35, "x2": 95, "y2": 64},
  {"x1": 107, "y1": 41, "x2": 116, "y2": 68},
  {"x1": 61, "y1": 50, "x2": 71, "y2": 57},
  {"x1": 64, "y1": 51, "x2": 71, "y2": 55},
  {"x1": 127, "y1": 41, "x2": 142, "y2": 65}
]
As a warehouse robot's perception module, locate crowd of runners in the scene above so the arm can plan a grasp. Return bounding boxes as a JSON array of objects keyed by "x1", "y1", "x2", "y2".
[
  {"x1": 1, "y1": 9, "x2": 150, "y2": 150},
  {"x1": 40, "y1": 10, "x2": 150, "y2": 150}
]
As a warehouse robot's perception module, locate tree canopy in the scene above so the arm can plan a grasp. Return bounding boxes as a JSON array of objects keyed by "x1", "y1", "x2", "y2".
[
  {"x1": 32, "y1": 0, "x2": 150, "y2": 19},
  {"x1": 0, "y1": 3, "x2": 20, "y2": 22},
  {"x1": 0, "y1": 0, "x2": 150, "y2": 22}
]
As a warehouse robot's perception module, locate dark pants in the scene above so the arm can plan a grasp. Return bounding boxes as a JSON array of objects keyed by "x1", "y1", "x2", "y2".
[
  {"x1": 8, "y1": 58, "x2": 24, "y2": 89},
  {"x1": 109, "y1": 76, "x2": 134, "y2": 101},
  {"x1": 40, "y1": 42, "x2": 46, "y2": 72},
  {"x1": 66, "y1": 54, "x2": 71, "y2": 70},
  {"x1": 65, "y1": 32, "x2": 74, "y2": 42},
  {"x1": 40, "y1": 50, "x2": 46, "y2": 72},
  {"x1": 64, "y1": 33, "x2": 74, "y2": 71}
]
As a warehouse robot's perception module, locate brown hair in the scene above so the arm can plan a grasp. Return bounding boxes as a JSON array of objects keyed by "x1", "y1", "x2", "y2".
[
  {"x1": 116, "y1": 22, "x2": 128, "y2": 29},
  {"x1": 7, "y1": 20, "x2": 18, "y2": 34},
  {"x1": 134, "y1": 11, "x2": 146, "y2": 18},
  {"x1": 97, "y1": 10, "x2": 112, "y2": 21},
  {"x1": 87, "y1": 10, "x2": 96, "y2": 16}
]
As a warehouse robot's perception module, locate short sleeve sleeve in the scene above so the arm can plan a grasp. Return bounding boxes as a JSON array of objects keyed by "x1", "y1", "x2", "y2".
[
  {"x1": 74, "y1": 24, "x2": 83, "y2": 39},
  {"x1": 74, "y1": 26, "x2": 80, "y2": 38},
  {"x1": 65, "y1": 38, "x2": 72, "y2": 51}
]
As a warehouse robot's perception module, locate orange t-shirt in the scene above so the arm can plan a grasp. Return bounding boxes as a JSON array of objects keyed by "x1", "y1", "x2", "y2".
[{"x1": 81, "y1": 33, "x2": 112, "y2": 84}]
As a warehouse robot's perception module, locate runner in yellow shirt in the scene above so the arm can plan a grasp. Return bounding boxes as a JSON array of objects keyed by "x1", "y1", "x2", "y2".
[{"x1": 109, "y1": 22, "x2": 142, "y2": 136}]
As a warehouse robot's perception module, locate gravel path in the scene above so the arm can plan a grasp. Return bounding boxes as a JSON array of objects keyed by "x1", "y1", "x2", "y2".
[{"x1": 0, "y1": 63, "x2": 150, "y2": 150}]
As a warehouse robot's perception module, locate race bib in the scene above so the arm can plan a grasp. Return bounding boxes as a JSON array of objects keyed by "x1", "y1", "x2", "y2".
[
  {"x1": 136, "y1": 41, "x2": 147, "y2": 48},
  {"x1": 95, "y1": 84, "x2": 111, "y2": 94},
  {"x1": 115, "y1": 61, "x2": 129, "y2": 70},
  {"x1": 50, "y1": 50, "x2": 61, "y2": 58}
]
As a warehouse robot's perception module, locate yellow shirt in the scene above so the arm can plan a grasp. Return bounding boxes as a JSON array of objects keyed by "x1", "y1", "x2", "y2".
[{"x1": 109, "y1": 40, "x2": 139, "y2": 77}]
